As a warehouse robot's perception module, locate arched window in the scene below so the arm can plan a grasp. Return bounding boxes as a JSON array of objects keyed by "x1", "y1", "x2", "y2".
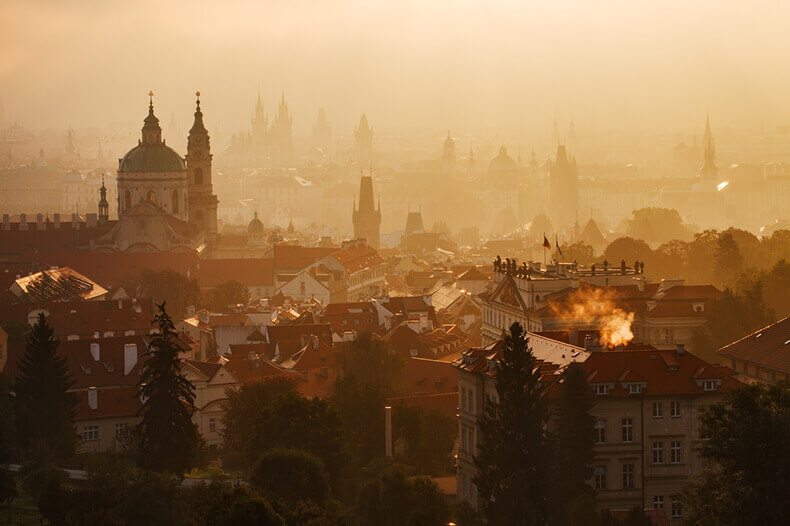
[
  {"x1": 146, "y1": 190, "x2": 157, "y2": 204},
  {"x1": 124, "y1": 190, "x2": 131, "y2": 210},
  {"x1": 172, "y1": 190, "x2": 179, "y2": 213},
  {"x1": 195, "y1": 167, "x2": 203, "y2": 185}
]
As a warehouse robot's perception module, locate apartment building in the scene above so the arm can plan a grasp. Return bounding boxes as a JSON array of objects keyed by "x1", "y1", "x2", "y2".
[{"x1": 455, "y1": 334, "x2": 741, "y2": 524}]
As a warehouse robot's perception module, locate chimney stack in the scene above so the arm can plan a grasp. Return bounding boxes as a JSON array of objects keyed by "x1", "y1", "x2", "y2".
[
  {"x1": 124, "y1": 343, "x2": 138, "y2": 375},
  {"x1": 676, "y1": 343, "x2": 685, "y2": 355},
  {"x1": 54, "y1": 213, "x2": 60, "y2": 228},
  {"x1": 88, "y1": 387, "x2": 98, "y2": 410},
  {"x1": 2, "y1": 214, "x2": 8, "y2": 231},
  {"x1": 19, "y1": 214, "x2": 27, "y2": 231},
  {"x1": 384, "y1": 405, "x2": 393, "y2": 457},
  {"x1": 86, "y1": 213, "x2": 97, "y2": 228},
  {"x1": 90, "y1": 342, "x2": 100, "y2": 361},
  {"x1": 36, "y1": 213, "x2": 44, "y2": 230}
]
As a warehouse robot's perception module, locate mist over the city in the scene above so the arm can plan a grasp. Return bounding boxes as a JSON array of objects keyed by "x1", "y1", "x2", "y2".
[{"x1": 0, "y1": 1, "x2": 788, "y2": 525}]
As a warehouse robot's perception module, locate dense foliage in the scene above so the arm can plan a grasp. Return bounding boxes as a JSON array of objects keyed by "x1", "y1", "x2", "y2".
[{"x1": 683, "y1": 382, "x2": 790, "y2": 525}]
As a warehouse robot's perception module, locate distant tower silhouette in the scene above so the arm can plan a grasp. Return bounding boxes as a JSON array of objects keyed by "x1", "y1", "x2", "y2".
[
  {"x1": 549, "y1": 144, "x2": 578, "y2": 229},
  {"x1": 313, "y1": 107, "x2": 332, "y2": 153},
  {"x1": 186, "y1": 91, "x2": 218, "y2": 236},
  {"x1": 355, "y1": 114, "x2": 373, "y2": 164},
  {"x1": 271, "y1": 92, "x2": 293, "y2": 165},
  {"x1": 442, "y1": 130, "x2": 456, "y2": 176},
  {"x1": 405, "y1": 208, "x2": 425, "y2": 236},
  {"x1": 352, "y1": 172, "x2": 381, "y2": 248},
  {"x1": 700, "y1": 113, "x2": 717, "y2": 181},
  {"x1": 251, "y1": 89, "x2": 268, "y2": 160},
  {"x1": 98, "y1": 176, "x2": 109, "y2": 224},
  {"x1": 66, "y1": 128, "x2": 75, "y2": 155}
]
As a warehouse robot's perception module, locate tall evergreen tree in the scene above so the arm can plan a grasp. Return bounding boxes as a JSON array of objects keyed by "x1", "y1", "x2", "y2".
[
  {"x1": 474, "y1": 322, "x2": 552, "y2": 525},
  {"x1": 137, "y1": 302, "x2": 199, "y2": 476},
  {"x1": 13, "y1": 313, "x2": 76, "y2": 462},
  {"x1": 553, "y1": 362, "x2": 595, "y2": 499},
  {"x1": 0, "y1": 373, "x2": 17, "y2": 505}
]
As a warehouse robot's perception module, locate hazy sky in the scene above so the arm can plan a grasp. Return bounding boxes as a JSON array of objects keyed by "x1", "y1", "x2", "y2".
[{"x1": 3, "y1": 0, "x2": 790, "y2": 136}]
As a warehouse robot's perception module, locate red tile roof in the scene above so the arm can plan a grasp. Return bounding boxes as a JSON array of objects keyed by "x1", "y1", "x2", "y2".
[
  {"x1": 329, "y1": 244, "x2": 385, "y2": 273},
  {"x1": 195, "y1": 258, "x2": 274, "y2": 288},
  {"x1": 718, "y1": 316, "x2": 790, "y2": 373},
  {"x1": 74, "y1": 385, "x2": 141, "y2": 422},
  {"x1": 0, "y1": 298, "x2": 155, "y2": 340},
  {"x1": 273, "y1": 245, "x2": 339, "y2": 272}
]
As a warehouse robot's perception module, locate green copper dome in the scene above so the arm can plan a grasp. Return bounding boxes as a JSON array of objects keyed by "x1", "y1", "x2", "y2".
[{"x1": 119, "y1": 142, "x2": 186, "y2": 173}]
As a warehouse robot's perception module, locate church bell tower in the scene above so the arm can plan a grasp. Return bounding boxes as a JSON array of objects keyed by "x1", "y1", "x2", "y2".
[{"x1": 186, "y1": 91, "x2": 218, "y2": 236}]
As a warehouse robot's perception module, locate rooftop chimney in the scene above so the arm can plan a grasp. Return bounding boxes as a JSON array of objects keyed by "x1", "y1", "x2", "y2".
[
  {"x1": 86, "y1": 213, "x2": 97, "y2": 228},
  {"x1": 124, "y1": 343, "x2": 138, "y2": 375},
  {"x1": 90, "y1": 342, "x2": 100, "y2": 361},
  {"x1": 19, "y1": 214, "x2": 27, "y2": 231},
  {"x1": 36, "y1": 213, "x2": 44, "y2": 230},
  {"x1": 2, "y1": 214, "x2": 8, "y2": 231},
  {"x1": 676, "y1": 343, "x2": 685, "y2": 355},
  {"x1": 88, "y1": 387, "x2": 98, "y2": 410},
  {"x1": 53, "y1": 213, "x2": 60, "y2": 228}
]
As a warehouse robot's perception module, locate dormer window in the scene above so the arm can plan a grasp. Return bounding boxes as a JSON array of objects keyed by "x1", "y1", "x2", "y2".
[
  {"x1": 702, "y1": 380, "x2": 718, "y2": 391},
  {"x1": 594, "y1": 384, "x2": 611, "y2": 396},
  {"x1": 627, "y1": 383, "x2": 644, "y2": 395}
]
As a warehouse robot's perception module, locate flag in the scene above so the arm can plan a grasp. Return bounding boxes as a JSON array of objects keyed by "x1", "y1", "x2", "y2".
[
  {"x1": 556, "y1": 236, "x2": 563, "y2": 257},
  {"x1": 543, "y1": 234, "x2": 551, "y2": 249}
]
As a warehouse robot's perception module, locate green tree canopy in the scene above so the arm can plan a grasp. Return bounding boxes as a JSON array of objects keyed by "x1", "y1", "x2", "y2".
[
  {"x1": 603, "y1": 237, "x2": 652, "y2": 268},
  {"x1": 204, "y1": 280, "x2": 249, "y2": 312},
  {"x1": 356, "y1": 469, "x2": 450, "y2": 526},
  {"x1": 250, "y1": 448, "x2": 330, "y2": 505},
  {"x1": 683, "y1": 382, "x2": 790, "y2": 525}
]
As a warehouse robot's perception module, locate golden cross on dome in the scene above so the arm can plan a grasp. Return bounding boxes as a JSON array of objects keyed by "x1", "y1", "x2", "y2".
[{"x1": 148, "y1": 91, "x2": 154, "y2": 109}]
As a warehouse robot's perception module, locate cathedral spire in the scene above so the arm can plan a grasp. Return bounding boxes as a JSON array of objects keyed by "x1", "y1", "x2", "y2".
[
  {"x1": 98, "y1": 174, "x2": 109, "y2": 223},
  {"x1": 190, "y1": 91, "x2": 207, "y2": 134},
  {"x1": 142, "y1": 91, "x2": 161, "y2": 145},
  {"x1": 701, "y1": 113, "x2": 717, "y2": 180}
]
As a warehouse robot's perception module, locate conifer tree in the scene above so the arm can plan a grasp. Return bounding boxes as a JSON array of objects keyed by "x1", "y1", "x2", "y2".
[
  {"x1": 13, "y1": 313, "x2": 76, "y2": 462},
  {"x1": 553, "y1": 362, "x2": 595, "y2": 505},
  {"x1": 474, "y1": 322, "x2": 552, "y2": 525},
  {"x1": 137, "y1": 302, "x2": 199, "y2": 476},
  {"x1": 0, "y1": 373, "x2": 17, "y2": 505}
]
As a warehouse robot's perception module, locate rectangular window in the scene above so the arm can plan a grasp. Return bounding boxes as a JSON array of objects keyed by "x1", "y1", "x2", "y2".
[
  {"x1": 652, "y1": 442, "x2": 664, "y2": 464},
  {"x1": 594, "y1": 466, "x2": 607, "y2": 490},
  {"x1": 594, "y1": 420, "x2": 606, "y2": 444},
  {"x1": 622, "y1": 463, "x2": 635, "y2": 489},
  {"x1": 595, "y1": 384, "x2": 610, "y2": 396},
  {"x1": 83, "y1": 425, "x2": 99, "y2": 441},
  {"x1": 628, "y1": 384, "x2": 642, "y2": 394},
  {"x1": 671, "y1": 400, "x2": 682, "y2": 418},
  {"x1": 461, "y1": 426, "x2": 468, "y2": 453},
  {"x1": 622, "y1": 417, "x2": 634, "y2": 443},
  {"x1": 209, "y1": 418, "x2": 216, "y2": 433},
  {"x1": 703, "y1": 380, "x2": 717, "y2": 391},
  {"x1": 468, "y1": 389, "x2": 474, "y2": 414},
  {"x1": 461, "y1": 387, "x2": 467, "y2": 411},
  {"x1": 653, "y1": 495, "x2": 664, "y2": 509},
  {"x1": 671, "y1": 499, "x2": 683, "y2": 518},
  {"x1": 652, "y1": 401, "x2": 663, "y2": 418},
  {"x1": 115, "y1": 423, "x2": 128, "y2": 439},
  {"x1": 671, "y1": 441, "x2": 682, "y2": 464}
]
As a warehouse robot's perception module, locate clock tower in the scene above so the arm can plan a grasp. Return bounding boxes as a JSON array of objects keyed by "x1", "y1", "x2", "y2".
[{"x1": 186, "y1": 92, "x2": 218, "y2": 236}]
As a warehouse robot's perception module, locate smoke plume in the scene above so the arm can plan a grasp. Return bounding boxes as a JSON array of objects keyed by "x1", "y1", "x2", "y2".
[{"x1": 549, "y1": 288, "x2": 635, "y2": 348}]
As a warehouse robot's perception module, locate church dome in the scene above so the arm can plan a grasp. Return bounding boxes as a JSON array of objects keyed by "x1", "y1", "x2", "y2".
[
  {"x1": 488, "y1": 146, "x2": 517, "y2": 174},
  {"x1": 248, "y1": 211, "x2": 264, "y2": 234},
  {"x1": 119, "y1": 142, "x2": 186, "y2": 173}
]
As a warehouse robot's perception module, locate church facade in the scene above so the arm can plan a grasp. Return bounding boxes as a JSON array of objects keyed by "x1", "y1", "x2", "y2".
[{"x1": 93, "y1": 93, "x2": 218, "y2": 253}]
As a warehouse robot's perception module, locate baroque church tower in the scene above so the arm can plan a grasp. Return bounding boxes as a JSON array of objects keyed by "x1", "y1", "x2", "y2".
[
  {"x1": 700, "y1": 113, "x2": 717, "y2": 182},
  {"x1": 352, "y1": 172, "x2": 381, "y2": 248},
  {"x1": 186, "y1": 92, "x2": 218, "y2": 236}
]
